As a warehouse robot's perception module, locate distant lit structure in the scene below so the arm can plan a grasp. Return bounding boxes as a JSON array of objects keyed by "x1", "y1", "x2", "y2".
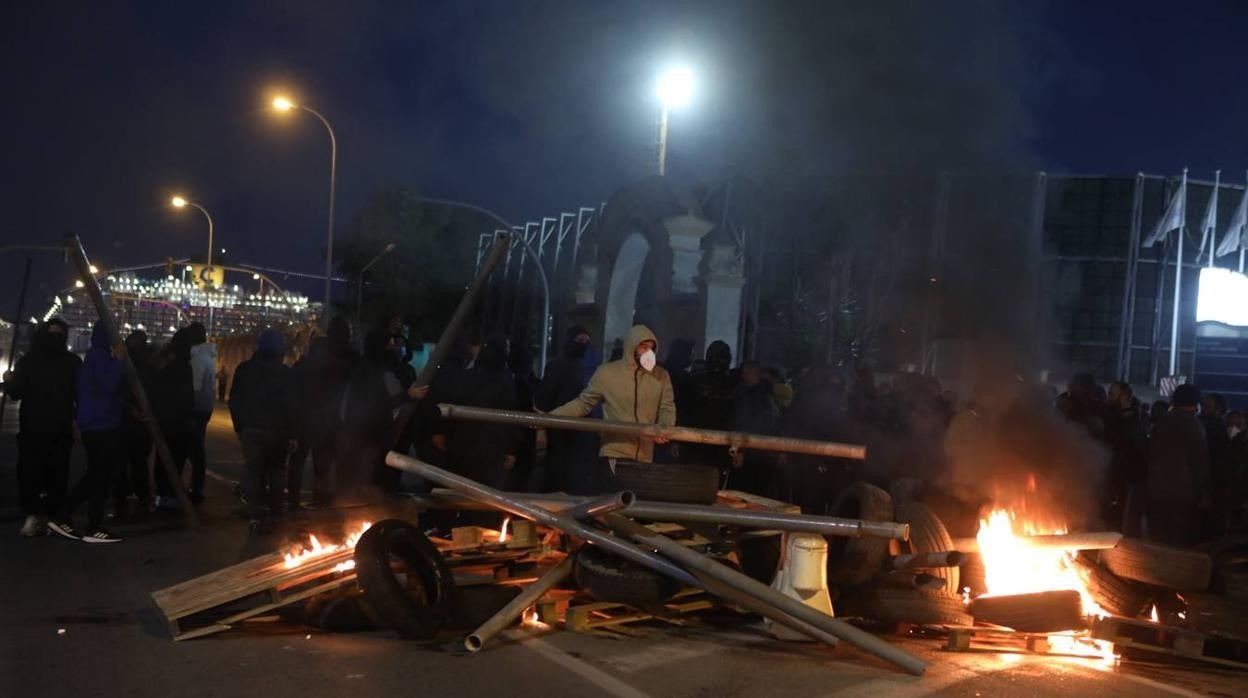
[{"x1": 46, "y1": 270, "x2": 317, "y2": 350}]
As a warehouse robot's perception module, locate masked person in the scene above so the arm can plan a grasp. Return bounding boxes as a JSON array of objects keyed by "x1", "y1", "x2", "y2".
[
  {"x1": 550, "y1": 325, "x2": 676, "y2": 492},
  {"x1": 3, "y1": 319, "x2": 81, "y2": 537},
  {"x1": 51, "y1": 323, "x2": 125, "y2": 542}
]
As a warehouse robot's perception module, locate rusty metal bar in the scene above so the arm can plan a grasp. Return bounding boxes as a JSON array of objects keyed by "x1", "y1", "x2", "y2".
[
  {"x1": 464, "y1": 555, "x2": 573, "y2": 652},
  {"x1": 409, "y1": 489, "x2": 908, "y2": 540},
  {"x1": 951, "y1": 532, "x2": 1122, "y2": 553},
  {"x1": 65, "y1": 234, "x2": 199, "y2": 527},
  {"x1": 601, "y1": 513, "x2": 928, "y2": 676},
  {"x1": 887, "y1": 550, "x2": 965, "y2": 571},
  {"x1": 438, "y1": 404, "x2": 867, "y2": 460}
]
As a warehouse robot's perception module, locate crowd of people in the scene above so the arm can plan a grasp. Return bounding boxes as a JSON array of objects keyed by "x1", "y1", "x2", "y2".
[{"x1": 6, "y1": 313, "x2": 1246, "y2": 550}]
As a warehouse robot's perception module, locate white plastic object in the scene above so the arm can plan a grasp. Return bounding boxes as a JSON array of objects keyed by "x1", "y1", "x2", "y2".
[{"x1": 766, "y1": 532, "x2": 836, "y2": 643}]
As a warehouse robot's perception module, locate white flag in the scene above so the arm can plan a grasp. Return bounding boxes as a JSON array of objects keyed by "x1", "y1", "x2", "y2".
[
  {"x1": 1217, "y1": 185, "x2": 1248, "y2": 257},
  {"x1": 1197, "y1": 175, "x2": 1219, "y2": 256},
  {"x1": 1142, "y1": 177, "x2": 1187, "y2": 248}
]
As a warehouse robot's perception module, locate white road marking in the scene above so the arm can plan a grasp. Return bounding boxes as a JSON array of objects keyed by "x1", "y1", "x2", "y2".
[{"x1": 516, "y1": 633, "x2": 654, "y2": 698}]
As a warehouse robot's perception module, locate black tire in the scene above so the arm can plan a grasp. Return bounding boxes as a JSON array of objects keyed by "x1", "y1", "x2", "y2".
[
  {"x1": 574, "y1": 545, "x2": 682, "y2": 608},
  {"x1": 970, "y1": 590, "x2": 1085, "y2": 632},
  {"x1": 611, "y1": 461, "x2": 720, "y2": 504},
  {"x1": 960, "y1": 552, "x2": 988, "y2": 596},
  {"x1": 840, "y1": 587, "x2": 972, "y2": 626},
  {"x1": 826, "y1": 482, "x2": 894, "y2": 587},
  {"x1": 353, "y1": 519, "x2": 458, "y2": 640},
  {"x1": 894, "y1": 502, "x2": 959, "y2": 596},
  {"x1": 1072, "y1": 552, "x2": 1149, "y2": 618},
  {"x1": 1100, "y1": 538, "x2": 1212, "y2": 592}
]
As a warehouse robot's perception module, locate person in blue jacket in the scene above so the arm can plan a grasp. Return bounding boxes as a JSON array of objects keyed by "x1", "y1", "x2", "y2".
[{"x1": 49, "y1": 323, "x2": 126, "y2": 543}]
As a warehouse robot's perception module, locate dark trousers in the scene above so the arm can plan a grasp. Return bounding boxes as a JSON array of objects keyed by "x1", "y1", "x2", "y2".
[
  {"x1": 16, "y1": 432, "x2": 72, "y2": 517},
  {"x1": 187, "y1": 411, "x2": 212, "y2": 499},
  {"x1": 287, "y1": 433, "x2": 336, "y2": 507},
  {"x1": 1146, "y1": 498, "x2": 1201, "y2": 547},
  {"x1": 240, "y1": 430, "x2": 288, "y2": 519},
  {"x1": 66, "y1": 429, "x2": 124, "y2": 531},
  {"x1": 155, "y1": 426, "x2": 190, "y2": 498},
  {"x1": 119, "y1": 421, "x2": 153, "y2": 509}
]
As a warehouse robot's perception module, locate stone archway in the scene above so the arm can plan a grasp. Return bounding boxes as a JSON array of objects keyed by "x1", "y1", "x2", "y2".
[{"x1": 602, "y1": 232, "x2": 650, "y2": 351}]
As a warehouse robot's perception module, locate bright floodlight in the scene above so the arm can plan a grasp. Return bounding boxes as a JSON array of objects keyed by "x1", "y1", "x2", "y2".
[
  {"x1": 171, "y1": 196, "x2": 187, "y2": 208},
  {"x1": 272, "y1": 96, "x2": 295, "y2": 111},
  {"x1": 1197, "y1": 267, "x2": 1248, "y2": 326},
  {"x1": 656, "y1": 67, "x2": 694, "y2": 108},
  {"x1": 88, "y1": 265, "x2": 98, "y2": 274}
]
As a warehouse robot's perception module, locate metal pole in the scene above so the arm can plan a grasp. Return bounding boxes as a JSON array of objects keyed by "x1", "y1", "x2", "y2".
[
  {"x1": 464, "y1": 555, "x2": 574, "y2": 652},
  {"x1": 950, "y1": 531, "x2": 1121, "y2": 552},
  {"x1": 1169, "y1": 169, "x2": 1188, "y2": 377},
  {"x1": 1208, "y1": 170, "x2": 1221, "y2": 269},
  {"x1": 0, "y1": 257, "x2": 33, "y2": 434},
  {"x1": 65, "y1": 234, "x2": 198, "y2": 527},
  {"x1": 437, "y1": 404, "x2": 867, "y2": 460},
  {"x1": 657, "y1": 106, "x2": 669, "y2": 176},
  {"x1": 887, "y1": 550, "x2": 965, "y2": 571},
  {"x1": 558, "y1": 491, "x2": 634, "y2": 521},
  {"x1": 410, "y1": 488, "x2": 908, "y2": 539},
  {"x1": 294, "y1": 105, "x2": 337, "y2": 327},
  {"x1": 602, "y1": 513, "x2": 928, "y2": 676}
]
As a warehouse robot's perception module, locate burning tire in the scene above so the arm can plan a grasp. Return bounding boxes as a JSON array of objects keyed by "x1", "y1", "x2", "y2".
[
  {"x1": 894, "y1": 502, "x2": 959, "y2": 596},
  {"x1": 969, "y1": 590, "x2": 1085, "y2": 632},
  {"x1": 840, "y1": 587, "x2": 972, "y2": 626},
  {"x1": 574, "y1": 545, "x2": 682, "y2": 608},
  {"x1": 611, "y1": 461, "x2": 720, "y2": 505},
  {"x1": 353, "y1": 519, "x2": 458, "y2": 640},
  {"x1": 1072, "y1": 552, "x2": 1149, "y2": 618},
  {"x1": 826, "y1": 482, "x2": 894, "y2": 587},
  {"x1": 1099, "y1": 538, "x2": 1213, "y2": 592}
]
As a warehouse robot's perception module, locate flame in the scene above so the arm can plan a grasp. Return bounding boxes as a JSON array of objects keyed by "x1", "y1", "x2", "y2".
[
  {"x1": 521, "y1": 606, "x2": 549, "y2": 630},
  {"x1": 1149, "y1": 605, "x2": 1159, "y2": 623},
  {"x1": 498, "y1": 516, "x2": 511, "y2": 544},
  {"x1": 282, "y1": 522, "x2": 372, "y2": 570},
  {"x1": 976, "y1": 508, "x2": 1116, "y2": 663}
]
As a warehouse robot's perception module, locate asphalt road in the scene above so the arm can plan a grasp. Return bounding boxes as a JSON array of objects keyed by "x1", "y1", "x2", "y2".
[{"x1": 1, "y1": 403, "x2": 1244, "y2": 697}]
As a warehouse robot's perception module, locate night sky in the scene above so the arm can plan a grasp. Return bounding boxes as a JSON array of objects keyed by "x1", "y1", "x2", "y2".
[{"x1": 3, "y1": 0, "x2": 1248, "y2": 311}]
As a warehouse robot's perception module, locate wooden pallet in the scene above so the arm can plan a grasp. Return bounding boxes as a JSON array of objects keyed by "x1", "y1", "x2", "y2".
[
  {"x1": 152, "y1": 549, "x2": 358, "y2": 641},
  {"x1": 941, "y1": 624, "x2": 1088, "y2": 656},
  {"x1": 536, "y1": 589, "x2": 715, "y2": 635},
  {"x1": 1091, "y1": 615, "x2": 1248, "y2": 670},
  {"x1": 717, "y1": 490, "x2": 801, "y2": 515}
]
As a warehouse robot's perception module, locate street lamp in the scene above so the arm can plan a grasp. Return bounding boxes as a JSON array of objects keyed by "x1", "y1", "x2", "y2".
[
  {"x1": 170, "y1": 194, "x2": 217, "y2": 332},
  {"x1": 356, "y1": 242, "x2": 396, "y2": 331},
  {"x1": 272, "y1": 94, "x2": 337, "y2": 325},
  {"x1": 655, "y1": 67, "x2": 694, "y2": 176}
]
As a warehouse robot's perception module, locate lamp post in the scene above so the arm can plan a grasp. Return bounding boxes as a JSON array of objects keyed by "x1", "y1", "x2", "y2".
[
  {"x1": 171, "y1": 195, "x2": 216, "y2": 333},
  {"x1": 655, "y1": 67, "x2": 693, "y2": 176},
  {"x1": 272, "y1": 96, "x2": 337, "y2": 326},
  {"x1": 357, "y1": 242, "x2": 396, "y2": 331}
]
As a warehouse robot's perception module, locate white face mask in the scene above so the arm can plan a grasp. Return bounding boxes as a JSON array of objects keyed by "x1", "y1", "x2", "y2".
[
  {"x1": 1230, "y1": 426, "x2": 1242, "y2": 440},
  {"x1": 638, "y1": 348, "x2": 657, "y2": 372}
]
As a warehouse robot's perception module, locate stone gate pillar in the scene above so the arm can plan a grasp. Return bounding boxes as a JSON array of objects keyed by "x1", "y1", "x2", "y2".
[{"x1": 697, "y1": 232, "x2": 745, "y2": 361}]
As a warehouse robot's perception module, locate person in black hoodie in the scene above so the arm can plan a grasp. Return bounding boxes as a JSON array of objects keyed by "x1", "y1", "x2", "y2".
[
  {"x1": 153, "y1": 328, "x2": 196, "y2": 509},
  {"x1": 727, "y1": 361, "x2": 781, "y2": 496},
  {"x1": 230, "y1": 329, "x2": 294, "y2": 529},
  {"x1": 3, "y1": 318, "x2": 81, "y2": 537},
  {"x1": 440, "y1": 335, "x2": 522, "y2": 495},
  {"x1": 1103, "y1": 381, "x2": 1148, "y2": 532},
  {"x1": 339, "y1": 328, "x2": 407, "y2": 502},
  {"x1": 535, "y1": 326, "x2": 601, "y2": 493}
]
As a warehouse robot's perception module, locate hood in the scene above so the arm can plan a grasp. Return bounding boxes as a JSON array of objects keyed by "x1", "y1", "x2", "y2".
[
  {"x1": 257, "y1": 329, "x2": 284, "y2": 359},
  {"x1": 623, "y1": 325, "x2": 658, "y2": 369},
  {"x1": 89, "y1": 322, "x2": 112, "y2": 353}
]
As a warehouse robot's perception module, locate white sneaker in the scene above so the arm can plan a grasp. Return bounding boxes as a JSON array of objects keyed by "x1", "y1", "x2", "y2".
[{"x1": 19, "y1": 515, "x2": 43, "y2": 537}]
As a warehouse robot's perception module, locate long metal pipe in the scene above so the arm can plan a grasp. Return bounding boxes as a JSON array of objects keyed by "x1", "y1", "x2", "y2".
[
  {"x1": 465, "y1": 555, "x2": 573, "y2": 653},
  {"x1": 560, "y1": 491, "x2": 635, "y2": 521},
  {"x1": 384, "y1": 452, "x2": 698, "y2": 586},
  {"x1": 951, "y1": 531, "x2": 1121, "y2": 553},
  {"x1": 410, "y1": 489, "x2": 908, "y2": 540},
  {"x1": 602, "y1": 514, "x2": 928, "y2": 676},
  {"x1": 438, "y1": 404, "x2": 867, "y2": 460},
  {"x1": 887, "y1": 550, "x2": 965, "y2": 571},
  {"x1": 877, "y1": 571, "x2": 944, "y2": 590}
]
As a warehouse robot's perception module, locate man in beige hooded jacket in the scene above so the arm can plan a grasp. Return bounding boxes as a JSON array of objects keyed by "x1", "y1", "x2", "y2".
[{"x1": 550, "y1": 324, "x2": 676, "y2": 464}]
